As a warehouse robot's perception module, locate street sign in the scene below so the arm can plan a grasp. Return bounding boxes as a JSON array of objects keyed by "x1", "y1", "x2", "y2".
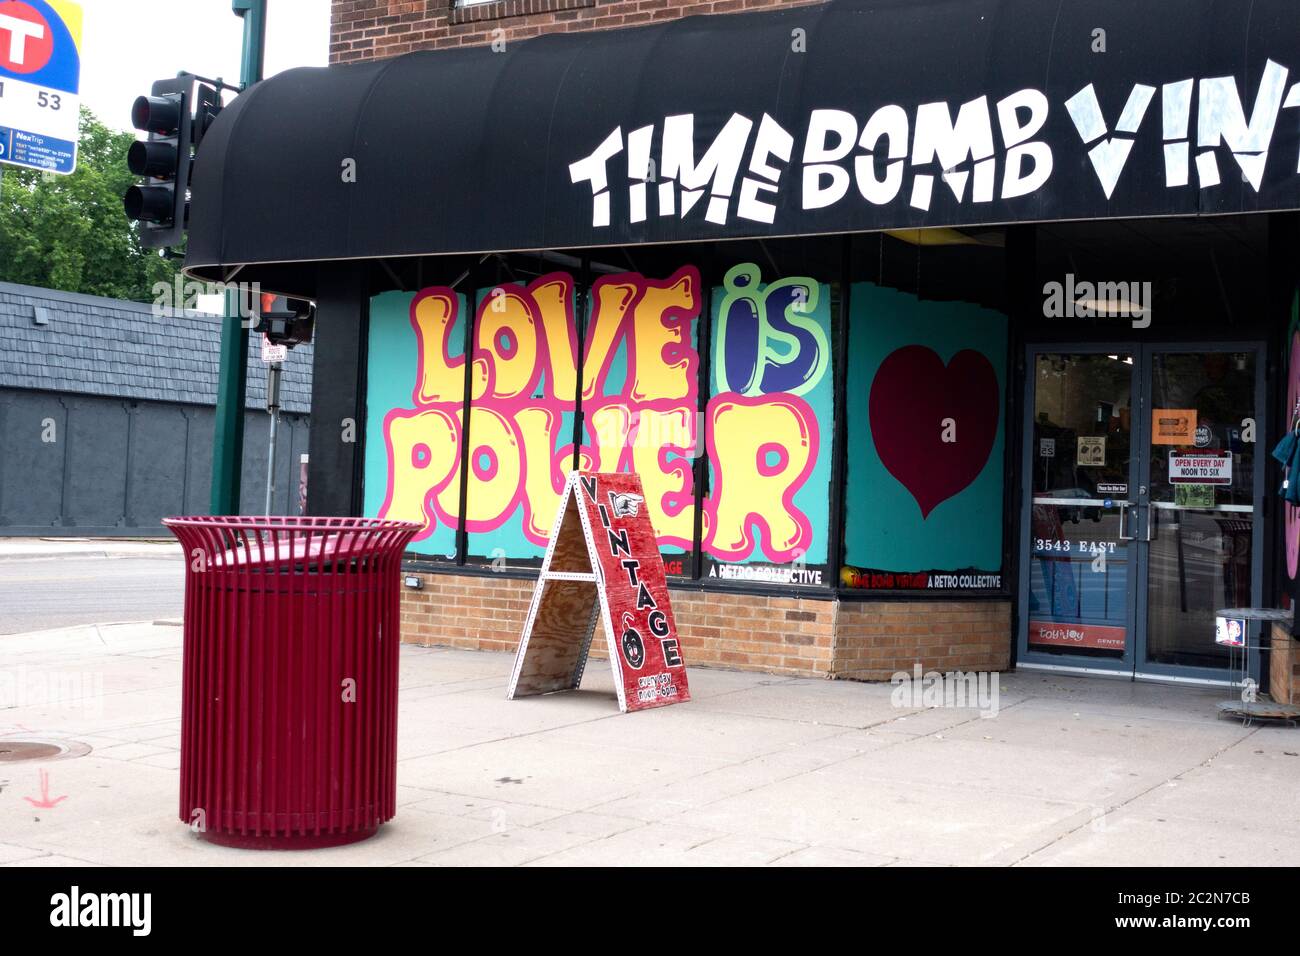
[
  {"x1": 261, "y1": 334, "x2": 287, "y2": 364},
  {"x1": 0, "y1": 0, "x2": 82, "y2": 175},
  {"x1": 508, "y1": 471, "x2": 691, "y2": 713}
]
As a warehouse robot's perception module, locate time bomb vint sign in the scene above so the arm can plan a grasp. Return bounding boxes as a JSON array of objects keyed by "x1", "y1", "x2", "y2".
[
  {"x1": 508, "y1": 472, "x2": 690, "y2": 713},
  {"x1": 568, "y1": 59, "x2": 1300, "y2": 231}
]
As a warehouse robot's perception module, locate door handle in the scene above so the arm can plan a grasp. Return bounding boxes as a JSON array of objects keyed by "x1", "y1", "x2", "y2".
[
  {"x1": 1143, "y1": 505, "x2": 1156, "y2": 541},
  {"x1": 1118, "y1": 504, "x2": 1135, "y2": 540}
]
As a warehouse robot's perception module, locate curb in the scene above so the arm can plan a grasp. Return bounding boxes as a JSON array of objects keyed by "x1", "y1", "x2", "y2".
[
  {"x1": 0, "y1": 551, "x2": 116, "y2": 562},
  {"x1": 0, "y1": 549, "x2": 182, "y2": 563},
  {"x1": 0, "y1": 619, "x2": 182, "y2": 640}
]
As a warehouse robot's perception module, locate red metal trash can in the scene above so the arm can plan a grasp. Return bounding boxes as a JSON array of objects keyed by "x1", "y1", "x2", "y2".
[{"x1": 163, "y1": 516, "x2": 419, "y2": 849}]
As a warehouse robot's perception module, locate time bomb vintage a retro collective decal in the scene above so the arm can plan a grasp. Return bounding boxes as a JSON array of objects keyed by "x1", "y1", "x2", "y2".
[{"x1": 508, "y1": 471, "x2": 690, "y2": 713}]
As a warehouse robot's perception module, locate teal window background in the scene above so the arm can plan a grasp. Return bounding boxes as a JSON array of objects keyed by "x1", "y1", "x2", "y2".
[
  {"x1": 364, "y1": 288, "x2": 466, "y2": 561},
  {"x1": 843, "y1": 282, "x2": 1007, "y2": 577}
]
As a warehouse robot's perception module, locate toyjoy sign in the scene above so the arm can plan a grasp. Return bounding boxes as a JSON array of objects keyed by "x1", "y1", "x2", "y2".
[
  {"x1": 508, "y1": 472, "x2": 690, "y2": 713},
  {"x1": 0, "y1": 0, "x2": 81, "y2": 174},
  {"x1": 1028, "y1": 620, "x2": 1127, "y2": 651}
]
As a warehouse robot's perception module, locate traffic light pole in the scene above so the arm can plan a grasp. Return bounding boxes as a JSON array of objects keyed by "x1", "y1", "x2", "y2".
[
  {"x1": 264, "y1": 362, "x2": 282, "y2": 514},
  {"x1": 210, "y1": 0, "x2": 267, "y2": 515}
]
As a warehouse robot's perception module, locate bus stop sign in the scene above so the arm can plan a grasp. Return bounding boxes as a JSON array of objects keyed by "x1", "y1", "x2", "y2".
[{"x1": 0, "y1": 0, "x2": 82, "y2": 175}]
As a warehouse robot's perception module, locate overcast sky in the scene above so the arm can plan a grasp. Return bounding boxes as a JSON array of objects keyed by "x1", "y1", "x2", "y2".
[{"x1": 80, "y1": 0, "x2": 331, "y2": 130}]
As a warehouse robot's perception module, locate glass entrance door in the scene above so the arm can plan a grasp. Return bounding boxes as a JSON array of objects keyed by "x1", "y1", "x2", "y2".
[
  {"x1": 1022, "y1": 351, "x2": 1139, "y2": 674},
  {"x1": 1019, "y1": 345, "x2": 1264, "y2": 681},
  {"x1": 1137, "y1": 348, "x2": 1264, "y2": 679}
]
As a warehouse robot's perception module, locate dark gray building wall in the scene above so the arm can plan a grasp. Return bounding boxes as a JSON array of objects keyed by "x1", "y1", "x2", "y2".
[
  {"x1": 0, "y1": 388, "x2": 309, "y2": 533},
  {"x1": 0, "y1": 283, "x2": 313, "y2": 535}
]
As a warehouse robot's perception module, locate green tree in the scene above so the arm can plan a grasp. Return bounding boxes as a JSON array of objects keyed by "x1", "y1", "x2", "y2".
[{"x1": 0, "y1": 107, "x2": 180, "y2": 302}]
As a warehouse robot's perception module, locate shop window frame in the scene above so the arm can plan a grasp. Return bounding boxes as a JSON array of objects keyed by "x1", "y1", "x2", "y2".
[
  {"x1": 681, "y1": 239, "x2": 843, "y2": 594},
  {"x1": 380, "y1": 236, "x2": 1015, "y2": 601},
  {"x1": 832, "y1": 232, "x2": 1015, "y2": 601}
]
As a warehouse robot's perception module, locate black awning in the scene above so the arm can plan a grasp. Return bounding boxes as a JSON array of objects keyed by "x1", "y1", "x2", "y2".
[{"x1": 185, "y1": 0, "x2": 1300, "y2": 296}]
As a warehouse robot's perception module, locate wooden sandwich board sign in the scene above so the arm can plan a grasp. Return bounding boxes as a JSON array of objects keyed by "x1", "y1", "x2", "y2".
[{"x1": 507, "y1": 471, "x2": 691, "y2": 713}]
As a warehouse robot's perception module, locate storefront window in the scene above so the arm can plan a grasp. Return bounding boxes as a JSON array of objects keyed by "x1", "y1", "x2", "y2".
[
  {"x1": 365, "y1": 258, "x2": 704, "y2": 572},
  {"x1": 463, "y1": 276, "x2": 580, "y2": 566},
  {"x1": 702, "y1": 257, "x2": 837, "y2": 587},
  {"x1": 841, "y1": 234, "x2": 1008, "y2": 593},
  {"x1": 364, "y1": 287, "x2": 469, "y2": 562},
  {"x1": 365, "y1": 235, "x2": 1009, "y2": 591},
  {"x1": 576, "y1": 265, "x2": 702, "y2": 578}
]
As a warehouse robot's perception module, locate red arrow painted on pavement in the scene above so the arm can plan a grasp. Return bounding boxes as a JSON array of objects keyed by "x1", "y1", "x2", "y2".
[{"x1": 24, "y1": 769, "x2": 67, "y2": 809}]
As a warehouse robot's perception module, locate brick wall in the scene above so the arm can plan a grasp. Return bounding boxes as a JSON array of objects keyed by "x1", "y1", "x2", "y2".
[
  {"x1": 330, "y1": 0, "x2": 827, "y2": 64},
  {"x1": 400, "y1": 570, "x2": 535, "y2": 655},
  {"x1": 668, "y1": 590, "x2": 835, "y2": 677},
  {"x1": 398, "y1": 568, "x2": 1012, "y2": 680},
  {"x1": 834, "y1": 600, "x2": 1012, "y2": 681}
]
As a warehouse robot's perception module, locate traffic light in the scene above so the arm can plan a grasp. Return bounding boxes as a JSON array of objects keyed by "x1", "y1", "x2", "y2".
[
  {"x1": 123, "y1": 76, "x2": 192, "y2": 249},
  {"x1": 123, "y1": 77, "x2": 220, "y2": 250},
  {"x1": 254, "y1": 295, "x2": 316, "y2": 349},
  {"x1": 192, "y1": 83, "x2": 224, "y2": 152}
]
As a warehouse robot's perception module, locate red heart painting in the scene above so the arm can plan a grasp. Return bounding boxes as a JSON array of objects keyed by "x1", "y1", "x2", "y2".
[{"x1": 868, "y1": 345, "x2": 999, "y2": 518}]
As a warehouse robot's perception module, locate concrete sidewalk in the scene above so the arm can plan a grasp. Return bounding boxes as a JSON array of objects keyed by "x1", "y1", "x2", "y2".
[
  {"x1": 0, "y1": 621, "x2": 1297, "y2": 866},
  {"x1": 0, "y1": 537, "x2": 182, "y2": 563}
]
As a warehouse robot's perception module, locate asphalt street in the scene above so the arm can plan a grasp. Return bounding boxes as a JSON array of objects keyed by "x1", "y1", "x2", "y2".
[{"x1": 0, "y1": 556, "x2": 185, "y2": 635}]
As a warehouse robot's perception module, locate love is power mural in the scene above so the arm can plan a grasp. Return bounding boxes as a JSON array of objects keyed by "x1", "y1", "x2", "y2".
[
  {"x1": 364, "y1": 264, "x2": 834, "y2": 583},
  {"x1": 365, "y1": 266, "x2": 1006, "y2": 590}
]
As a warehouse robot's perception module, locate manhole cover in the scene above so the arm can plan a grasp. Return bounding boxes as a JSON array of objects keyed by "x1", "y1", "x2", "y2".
[
  {"x1": 0, "y1": 741, "x2": 63, "y2": 762},
  {"x1": 0, "y1": 738, "x2": 90, "y2": 762}
]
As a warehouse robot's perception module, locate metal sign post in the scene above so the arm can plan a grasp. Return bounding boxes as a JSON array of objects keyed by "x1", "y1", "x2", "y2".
[
  {"x1": 210, "y1": 0, "x2": 268, "y2": 516},
  {"x1": 263, "y1": 358, "x2": 282, "y2": 515}
]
